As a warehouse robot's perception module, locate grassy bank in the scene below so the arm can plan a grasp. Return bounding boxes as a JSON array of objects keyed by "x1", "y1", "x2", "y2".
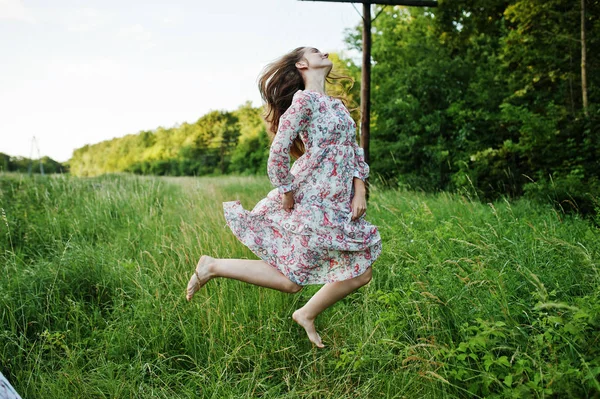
[{"x1": 1, "y1": 173, "x2": 599, "y2": 398}]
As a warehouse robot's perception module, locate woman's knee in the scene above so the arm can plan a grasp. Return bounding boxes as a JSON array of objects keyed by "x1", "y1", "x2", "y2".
[
  {"x1": 285, "y1": 281, "x2": 303, "y2": 294},
  {"x1": 357, "y1": 267, "x2": 372, "y2": 286}
]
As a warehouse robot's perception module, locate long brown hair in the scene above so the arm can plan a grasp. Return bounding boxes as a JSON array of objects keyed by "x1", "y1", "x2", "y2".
[
  {"x1": 258, "y1": 47, "x2": 355, "y2": 159},
  {"x1": 258, "y1": 47, "x2": 307, "y2": 159}
]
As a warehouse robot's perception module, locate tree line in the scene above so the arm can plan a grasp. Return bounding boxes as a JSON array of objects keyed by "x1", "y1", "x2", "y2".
[
  {"x1": 69, "y1": 102, "x2": 270, "y2": 178},
  {"x1": 0, "y1": 153, "x2": 67, "y2": 174}
]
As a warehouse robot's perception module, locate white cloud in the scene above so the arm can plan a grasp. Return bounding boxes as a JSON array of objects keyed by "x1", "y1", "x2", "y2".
[
  {"x1": 64, "y1": 7, "x2": 103, "y2": 32},
  {"x1": 48, "y1": 58, "x2": 122, "y2": 79},
  {"x1": 117, "y1": 23, "x2": 154, "y2": 47},
  {"x1": 159, "y1": 6, "x2": 185, "y2": 26},
  {"x1": 0, "y1": 0, "x2": 36, "y2": 23},
  {"x1": 161, "y1": 16, "x2": 174, "y2": 25}
]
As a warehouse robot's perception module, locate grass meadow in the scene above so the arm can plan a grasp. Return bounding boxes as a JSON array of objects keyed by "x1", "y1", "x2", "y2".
[{"x1": 1, "y1": 173, "x2": 599, "y2": 398}]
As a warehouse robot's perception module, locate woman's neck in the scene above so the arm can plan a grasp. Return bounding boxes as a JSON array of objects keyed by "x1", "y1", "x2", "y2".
[{"x1": 303, "y1": 73, "x2": 327, "y2": 95}]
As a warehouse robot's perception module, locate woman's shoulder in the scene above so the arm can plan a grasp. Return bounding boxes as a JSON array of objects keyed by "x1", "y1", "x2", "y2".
[
  {"x1": 291, "y1": 90, "x2": 316, "y2": 109},
  {"x1": 295, "y1": 89, "x2": 338, "y2": 105},
  {"x1": 293, "y1": 89, "x2": 314, "y2": 100}
]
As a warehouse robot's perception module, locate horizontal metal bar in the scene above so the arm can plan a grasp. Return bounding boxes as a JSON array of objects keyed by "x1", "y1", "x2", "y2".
[{"x1": 298, "y1": 0, "x2": 438, "y2": 6}]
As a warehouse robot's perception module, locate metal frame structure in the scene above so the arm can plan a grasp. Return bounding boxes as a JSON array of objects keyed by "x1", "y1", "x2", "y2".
[{"x1": 28, "y1": 136, "x2": 45, "y2": 176}]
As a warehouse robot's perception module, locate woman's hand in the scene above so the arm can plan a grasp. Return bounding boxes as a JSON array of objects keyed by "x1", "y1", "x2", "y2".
[
  {"x1": 351, "y1": 191, "x2": 367, "y2": 221},
  {"x1": 282, "y1": 191, "x2": 295, "y2": 212},
  {"x1": 351, "y1": 177, "x2": 367, "y2": 221}
]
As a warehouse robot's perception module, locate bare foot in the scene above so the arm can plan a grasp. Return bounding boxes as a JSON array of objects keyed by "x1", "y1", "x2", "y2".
[
  {"x1": 292, "y1": 309, "x2": 325, "y2": 348},
  {"x1": 186, "y1": 255, "x2": 215, "y2": 301}
]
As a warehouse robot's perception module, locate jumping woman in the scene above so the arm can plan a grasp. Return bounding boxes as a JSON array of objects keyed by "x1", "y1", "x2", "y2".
[{"x1": 186, "y1": 46, "x2": 382, "y2": 348}]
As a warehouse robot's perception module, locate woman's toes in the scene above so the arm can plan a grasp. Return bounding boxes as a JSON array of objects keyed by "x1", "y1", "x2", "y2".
[
  {"x1": 310, "y1": 333, "x2": 324, "y2": 348},
  {"x1": 186, "y1": 256, "x2": 212, "y2": 301},
  {"x1": 186, "y1": 272, "x2": 199, "y2": 301},
  {"x1": 292, "y1": 310, "x2": 325, "y2": 348}
]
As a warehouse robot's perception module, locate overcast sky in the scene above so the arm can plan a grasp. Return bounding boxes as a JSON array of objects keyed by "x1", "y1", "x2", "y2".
[{"x1": 0, "y1": 0, "x2": 363, "y2": 162}]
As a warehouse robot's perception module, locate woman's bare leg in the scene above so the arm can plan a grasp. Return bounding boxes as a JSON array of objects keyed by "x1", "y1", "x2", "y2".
[
  {"x1": 186, "y1": 255, "x2": 302, "y2": 301},
  {"x1": 292, "y1": 267, "x2": 373, "y2": 348}
]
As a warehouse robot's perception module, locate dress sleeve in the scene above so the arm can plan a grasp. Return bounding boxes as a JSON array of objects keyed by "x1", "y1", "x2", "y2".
[
  {"x1": 267, "y1": 91, "x2": 312, "y2": 193},
  {"x1": 352, "y1": 140, "x2": 370, "y2": 181}
]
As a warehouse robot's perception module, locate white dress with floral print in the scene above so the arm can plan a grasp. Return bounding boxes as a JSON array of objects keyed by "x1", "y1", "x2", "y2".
[{"x1": 223, "y1": 90, "x2": 382, "y2": 285}]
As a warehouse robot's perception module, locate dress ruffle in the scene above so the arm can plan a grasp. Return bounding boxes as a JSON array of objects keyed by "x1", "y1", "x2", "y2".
[{"x1": 223, "y1": 189, "x2": 382, "y2": 285}]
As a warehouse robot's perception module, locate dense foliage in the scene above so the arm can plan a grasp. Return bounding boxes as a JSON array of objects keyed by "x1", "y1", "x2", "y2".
[
  {"x1": 1, "y1": 174, "x2": 599, "y2": 397},
  {"x1": 344, "y1": 0, "x2": 599, "y2": 212}
]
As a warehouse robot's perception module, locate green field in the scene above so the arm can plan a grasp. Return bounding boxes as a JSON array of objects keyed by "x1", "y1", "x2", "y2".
[{"x1": 1, "y1": 174, "x2": 599, "y2": 398}]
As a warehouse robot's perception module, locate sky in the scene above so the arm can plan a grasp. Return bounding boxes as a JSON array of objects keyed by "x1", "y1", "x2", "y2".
[{"x1": 0, "y1": 0, "x2": 363, "y2": 162}]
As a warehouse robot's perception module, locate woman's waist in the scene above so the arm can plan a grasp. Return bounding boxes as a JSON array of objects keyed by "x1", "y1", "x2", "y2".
[{"x1": 312, "y1": 142, "x2": 355, "y2": 149}]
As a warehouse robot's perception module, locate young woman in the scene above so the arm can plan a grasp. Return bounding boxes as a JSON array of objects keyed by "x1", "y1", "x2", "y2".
[{"x1": 186, "y1": 46, "x2": 382, "y2": 348}]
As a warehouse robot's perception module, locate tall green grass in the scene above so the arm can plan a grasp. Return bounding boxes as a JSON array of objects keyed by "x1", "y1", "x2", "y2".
[{"x1": 1, "y1": 173, "x2": 599, "y2": 398}]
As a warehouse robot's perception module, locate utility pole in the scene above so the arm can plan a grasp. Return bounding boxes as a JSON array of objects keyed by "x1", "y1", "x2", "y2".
[
  {"x1": 361, "y1": 2, "x2": 372, "y2": 165},
  {"x1": 299, "y1": 0, "x2": 437, "y2": 169},
  {"x1": 28, "y1": 136, "x2": 45, "y2": 176},
  {"x1": 581, "y1": 0, "x2": 588, "y2": 117}
]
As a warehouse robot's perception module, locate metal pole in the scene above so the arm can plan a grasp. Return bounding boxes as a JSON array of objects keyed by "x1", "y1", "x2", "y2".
[
  {"x1": 581, "y1": 0, "x2": 588, "y2": 116},
  {"x1": 361, "y1": 2, "x2": 371, "y2": 167}
]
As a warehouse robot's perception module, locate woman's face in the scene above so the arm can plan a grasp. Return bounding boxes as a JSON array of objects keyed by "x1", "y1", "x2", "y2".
[{"x1": 302, "y1": 47, "x2": 333, "y2": 71}]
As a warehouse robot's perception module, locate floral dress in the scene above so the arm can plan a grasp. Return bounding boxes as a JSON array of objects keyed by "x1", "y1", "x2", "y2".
[
  {"x1": 223, "y1": 90, "x2": 382, "y2": 285},
  {"x1": 0, "y1": 372, "x2": 22, "y2": 399}
]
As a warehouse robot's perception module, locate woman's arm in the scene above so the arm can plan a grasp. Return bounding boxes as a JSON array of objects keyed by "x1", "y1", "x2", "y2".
[
  {"x1": 351, "y1": 177, "x2": 367, "y2": 221},
  {"x1": 267, "y1": 91, "x2": 312, "y2": 194},
  {"x1": 350, "y1": 142, "x2": 369, "y2": 221},
  {"x1": 353, "y1": 176, "x2": 366, "y2": 194},
  {"x1": 351, "y1": 141, "x2": 370, "y2": 182}
]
